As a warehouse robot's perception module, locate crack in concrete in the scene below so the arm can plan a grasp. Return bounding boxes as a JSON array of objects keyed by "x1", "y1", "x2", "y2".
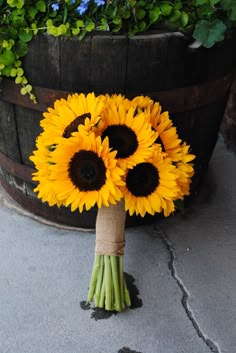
[{"x1": 154, "y1": 226, "x2": 220, "y2": 353}]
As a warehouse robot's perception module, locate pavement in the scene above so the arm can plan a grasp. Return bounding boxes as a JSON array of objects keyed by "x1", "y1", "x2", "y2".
[{"x1": 0, "y1": 136, "x2": 236, "y2": 353}]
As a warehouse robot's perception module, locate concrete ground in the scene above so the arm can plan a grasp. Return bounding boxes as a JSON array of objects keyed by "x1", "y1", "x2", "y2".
[{"x1": 0, "y1": 137, "x2": 235, "y2": 353}]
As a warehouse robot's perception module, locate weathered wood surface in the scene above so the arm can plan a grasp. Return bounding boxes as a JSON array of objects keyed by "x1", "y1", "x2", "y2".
[
  {"x1": 18, "y1": 35, "x2": 61, "y2": 167},
  {"x1": 60, "y1": 35, "x2": 92, "y2": 92},
  {"x1": 221, "y1": 73, "x2": 236, "y2": 154},
  {"x1": 0, "y1": 72, "x2": 232, "y2": 114},
  {"x1": 126, "y1": 33, "x2": 187, "y2": 92},
  {"x1": 14, "y1": 107, "x2": 42, "y2": 167},
  {"x1": 0, "y1": 150, "x2": 34, "y2": 183},
  {"x1": 23, "y1": 35, "x2": 60, "y2": 88},
  {"x1": 0, "y1": 101, "x2": 21, "y2": 161}
]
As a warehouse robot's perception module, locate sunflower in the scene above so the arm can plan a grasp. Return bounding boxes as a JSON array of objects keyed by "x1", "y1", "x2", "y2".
[
  {"x1": 40, "y1": 93, "x2": 105, "y2": 141},
  {"x1": 175, "y1": 142, "x2": 195, "y2": 198},
  {"x1": 30, "y1": 132, "x2": 63, "y2": 207},
  {"x1": 122, "y1": 146, "x2": 180, "y2": 217},
  {"x1": 97, "y1": 98, "x2": 158, "y2": 171},
  {"x1": 142, "y1": 99, "x2": 196, "y2": 198},
  {"x1": 104, "y1": 93, "x2": 132, "y2": 111},
  {"x1": 147, "y1": 103, "x2": 183, "y2": 162},
  {"x1": 131, "y1": 95, "x2": 155, "y2": 111},
  {"x1": 48, "y1": 131, "x2": 125, "y2": 212},
  {"x1": 131, "y1": 96, "x2": 182, "y2": 161}
]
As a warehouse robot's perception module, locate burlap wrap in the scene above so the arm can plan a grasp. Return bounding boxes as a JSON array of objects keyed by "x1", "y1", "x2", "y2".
[{"x1": 95, "y1": 200, "x2": 126, "y2": 256}]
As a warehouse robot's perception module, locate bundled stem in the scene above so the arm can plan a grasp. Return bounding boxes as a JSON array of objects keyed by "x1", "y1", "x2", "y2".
[
  {"x1": 88, "y1": 255, "x2": 131, "y2": 311},
  {"x1": 87, "y1": 200, "x2": 131, "y2": 311}
]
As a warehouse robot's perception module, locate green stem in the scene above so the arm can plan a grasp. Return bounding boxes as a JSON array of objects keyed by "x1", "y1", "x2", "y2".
[
  {"x1": 104, "y1": 255, "x2": 112, "y2": 311},
  {"x1": 124, "y1": 277, "x2": 131, "y2": 307},
  {"x1": 94, "y1": 255, "x2": 104, "y2": 307},
  {"x1": 111, "y1": 256, "x2": 122, "y2": 312},
  {"x1": 87, "y1": 256, "x2": 131, "y2": 311},
  {"x1": 87, "y1": 255, "x2": 100, "y2": 302},
  {"x1": 98, "y1": 271, "x2": 106, "y2": 308},
  {"x1": 119, "y1": 256, "x2": 125, "y2": 311}
]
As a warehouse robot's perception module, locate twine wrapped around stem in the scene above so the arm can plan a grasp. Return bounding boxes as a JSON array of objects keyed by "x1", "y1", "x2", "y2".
[
  {"x1": 88, "y1": 200, "x2": 131, "y2": 311},
  {"x1": 95, "y1": 200, "x2": 126, "y2": 256}
]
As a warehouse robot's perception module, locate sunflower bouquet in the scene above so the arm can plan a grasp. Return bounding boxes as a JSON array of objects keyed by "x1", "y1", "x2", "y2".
[{"x1": 30, "y1": 93, "x2": 195, "y2": 312}]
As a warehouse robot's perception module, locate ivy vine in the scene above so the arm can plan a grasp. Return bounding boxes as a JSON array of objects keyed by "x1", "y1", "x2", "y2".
[{"x1": 0, "y1": 0, "x2": 236, "y2": 101}]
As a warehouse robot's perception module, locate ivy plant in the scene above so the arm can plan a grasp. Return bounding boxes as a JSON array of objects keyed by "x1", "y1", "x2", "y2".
[{"x1": 0, "y1": 0, "x2": 236, "y2": 101}]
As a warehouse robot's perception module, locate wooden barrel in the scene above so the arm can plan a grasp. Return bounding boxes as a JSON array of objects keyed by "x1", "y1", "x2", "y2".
[{"x1": 0, "y1": 31, "x2": 236, "y2": 228}]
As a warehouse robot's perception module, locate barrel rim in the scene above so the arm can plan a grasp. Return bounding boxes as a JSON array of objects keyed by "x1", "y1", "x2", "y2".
[{"x1": 0, "y1": 71, "x2": 233, "y2": 114}]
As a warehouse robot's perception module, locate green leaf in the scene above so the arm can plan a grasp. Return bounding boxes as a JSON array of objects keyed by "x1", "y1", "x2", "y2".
[
  {"x1": 209, "y1": 0, "x2": 220, "y2": 5},
  {"x1": 98, "y1": 18, "x2": 108, "y2": 31},
  {"x1": 6, "y1": 28, "x2": 18, "y2": 40},
  {"x1": 14, "y1": 40, "x2": 29, "y2": 57},
  {"x1": 20, "y1": 86, "x2": 28, "y2": 95},
  {"x1": 229, "y1": 5, "x2": 236, "y2": 20},
  {"x1": 16, "y1": 67, "x2": 23, "y2": 76},
  {"x1": 19, "y1": 28, "x2": 33, "y2": 42},
  {"x1": 220, "y1": 0, "x2": 236, "y2": 10},
  {"x1": 112, "y1": 24, "x2": 122, "y2": 32},
  {"x1": 36, "y1": 0, "x2": 46, "y2": 12},
  {"x1": 112, "y1": 17, "x2": 122, "y2": 25},
  {"x1": 173, "y1": 0, "x2": 183, "y2": 10},
  {"x1": 7, "y1": 0, "x2": 24, "y2": 9},
  {"x1": 138, "y1": 21, "x2": 147, "y2": 32},
  {"x1": 169, "y1": 9, "x2": 181, "y2": 22},
  {"x1": 79, "y1": 31, "x2": 88, "y2": 41},
  {"x1": 22, "y1": 76, "x2": 28, "y2": 84},
  {"x1": 122, "y1": 10, "x2": 130, "y2": 19},
  {"x1": 28, "y1": 6, "x2": 38, "y2": 19},
  {"x1": 10, "y1": 68, "x2": 17, "y2": 76},
  {"x1": 195, "y1": 0, "x2": 208, "y2": 5},
  {"x1": 15, "y1": 76, "x2": 23, "y2": 84},
  {"x1": 76, "y1": 20, "x2": 84, "y2": 28},
  {"x1": 1, "y1": 66, "x2": 12, "y2": 77},
  {"x1": 63, "y1": 6, "x2": 68, "y2": 23},
  {"x1": 149, "y1": 7, "x2": 161, "y2": 24},
  {"x1": 85, "y1": 21, "x2": 95, "y2": 32},
  {"x1": 193, "y1": 19, "x2": 227, "y2": 48},
  {"x1": 136, "y1": 8, "x2": 146, "y2": 20},
  {"x1": 160, "y1": 4, "x2": 173, "y2": 17},
  {"x1": 137, "y1": 0, "x2": 145, "y2": 6},
  {"x1": 0, "y1": 50, "x2": 16, "y2": 66},
  {"x1": 180, "y1": 11, "x2": 189, "y2": 27},
  {"x1": 72, "y1": 28, "x2": 80, "y2": 36},
  {"x1": 129, "y1": 0, "x2": 136, "y2": 7}
]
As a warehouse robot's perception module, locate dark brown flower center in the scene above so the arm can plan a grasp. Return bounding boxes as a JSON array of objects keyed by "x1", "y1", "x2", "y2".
[
  {"x1": 126, "y1": 162, "x2": 159, "y2": 197},
  {"x1": 102, "y1": 124, "x2": 138, "y2": 158},
  {"x1": 69, "y1": 150, "x2": 106, "y2": 191},
  {"x1": 63, "y1": 113, "x2": 91, "y2": 138}
]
